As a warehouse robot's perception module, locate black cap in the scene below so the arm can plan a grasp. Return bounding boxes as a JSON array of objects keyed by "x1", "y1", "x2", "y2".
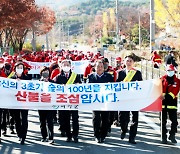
[{"x1": 102, "y1": 58, "x2": 109, "y2": 63}]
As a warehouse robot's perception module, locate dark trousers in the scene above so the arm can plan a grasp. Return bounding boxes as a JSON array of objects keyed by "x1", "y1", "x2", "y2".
[
  {"x1": 1, "y1": 109, "x2": 15, "y2": 131},
  {"x1": 0, "y1": 109, "x2": 2, "y2": 137},
  {"x1": 59, "y1": 110, "x2": 79, "y2": 138},
  {"x1": 161, "y1": 109, "x2": 178, "y2": 138},
  {"x1": 38, "y1": 110, "x2": 54, "y2": 140},
  {"x1": 109, "y1": 111, "x2": 118, "y2": 128},
  {"x1": 93, "y1": 111, "x2": 110, "y2": 139},
  {"x1": 119, "y1": 111, "x2": 139, "y2": 140},
  {"x1": 58, "y1": 110, "x2": 65, "y2": 132},
  {"x1": 13, "y1": 109, "x2": 28, "y2": 140}
]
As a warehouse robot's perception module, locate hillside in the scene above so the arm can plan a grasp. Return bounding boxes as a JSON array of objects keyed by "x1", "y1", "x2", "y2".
[{"x1": 64, "y1": 0, "x2": 149, "y2": 16}]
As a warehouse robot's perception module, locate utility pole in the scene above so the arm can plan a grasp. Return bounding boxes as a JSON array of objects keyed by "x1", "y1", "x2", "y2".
[
  {"x1": 139, "y1": 11, "x2": 141, "y2": 52},
  {"x1": 115, "y1": 0, "x2": 119, "y2": 50},
  {"x1": 150, "y1": 0, "x2": 155, "y2": 52}
]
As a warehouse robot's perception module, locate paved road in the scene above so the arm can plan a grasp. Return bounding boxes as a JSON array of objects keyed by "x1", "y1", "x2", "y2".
[{"x1": 0, "y1": 111, "x2": 180, "y2": 154}]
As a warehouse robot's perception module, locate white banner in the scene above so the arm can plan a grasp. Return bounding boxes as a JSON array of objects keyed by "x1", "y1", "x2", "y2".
[
  {"x1": 71, "y1": 60, "x2": 89, "y2": 74},
  {"x1": 25, "y1": 61, "x2": 51, "y2": 74},
  {"x1": 25, "y1": 60, "x2": 89, "y2": 74},
  {"x1": 0, "y1": 77, "x2": 162, "y2": 111}
]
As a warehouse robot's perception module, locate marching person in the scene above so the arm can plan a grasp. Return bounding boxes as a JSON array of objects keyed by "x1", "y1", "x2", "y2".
[
  {"x1": 160, "y1": 64, "x2": 180, "y2": 144},
  {"x1": 38, "y1": 66, "x2": 54, "y2": 144},
  {"x1": 53, "y1": 59, "x2": 81, "y2": 143},
  {"x1": 116, "y1": 54, "x2": 143, "y2": 144},
  {"x1": 102, "y1": 58, "x2": 117, "y2": 134},
  {"x1": 11, "y1": 62, "x2": 31, "y2": 145},
  {"x1": 151, "y1": 51, "x2": 162, "y2": 68},
  {"x1": 164, "y1": 51, "x2": 178, "y2": 68},
  {"x1": 88, "y1": 60, "x2": 114, "y2": 143},
  {"x1": 0, "y1": 58, "x2": 16, "y2": 136}
]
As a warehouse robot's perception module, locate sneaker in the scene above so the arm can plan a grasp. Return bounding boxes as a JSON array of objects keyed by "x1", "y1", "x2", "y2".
[{"x1": 169, "y1": 135, "x2": 177, "y2": 144}]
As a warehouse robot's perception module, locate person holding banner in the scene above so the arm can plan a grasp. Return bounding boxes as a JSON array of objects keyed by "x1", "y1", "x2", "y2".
[
  {"x1": 160, "y1": 64, "x2": 180, "y2": 144},
  {"x1": 11, "y1": 62, "x2": 31, "y2": 145},
  {"x1": 88, "y1": 60, "x2": 114, "y2": 143},
  {"x1": 53, "y1": 59, "x2": 81, "y2": 143},
  {"x1": 38, "y1": 66, "x2": 55, "y2": 144},
  {"x1": 0, "y1": 58, "x2": 16, "y2": 136},
  {"x1": 116, "y1": 54, "x2": 143, "y2": 144},
  {"x1": 102, "y1": 58, "x2": 118, "y2": 134}
]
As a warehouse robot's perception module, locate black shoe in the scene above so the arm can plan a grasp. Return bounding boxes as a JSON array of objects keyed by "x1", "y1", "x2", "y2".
[
  {"x1": 129, "y1": 138, "x2": 136, "y2": 144},
  {"x1": 108, "y1": 128, "x2": 111, "y2": 133},
  {"x1": 20, "y1": 139, "x2": 25, "y2": 145},
  {"x1": 0, "y1": 138, "x2": 1, "y2": 143},
  {"x1": 10, "y1": 130, "x2": 16, "y2": 134},
  {"x1": 73, "y1": 137, "x2": 78, "y2": 143},
  {"x1": 61, "y1": 130, "x2": 66, "y2": 137},
  {"x1": 121, "y1": 132, "x2": 126, "y2": 140},
  {"x1": 49, "y1": 140, "x2": 55, "y2": 144},
  {"x1": 18, "y1": 137, "x2": 22, "y2": 141},
  {"x1": 169, "y1": 135, "x2": 177, "y2": 143},
  {"x1": 2, "y1": 131, "x2": 6, "y2": 136},
  {"x1": 95, "y1": 138, "x2": 101, "y2": 143},
  {"x1": 41, "y1": 138, "x2": 48, "y2": 142},
  {"x1": 114, "y1": 121, "x2": 120, "y2": 127},
  {"x1": 66, "y1": 138, "x2": 72, "y2": 142},
  {"x1": 101, "y1": 138, "x2": 105, "y2": 143},
  {"x1": 161, "y1": 139, "x2": 167, "y2": 144}
]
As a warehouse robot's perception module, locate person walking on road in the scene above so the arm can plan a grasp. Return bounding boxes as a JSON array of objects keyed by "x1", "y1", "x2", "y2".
[
  {"x1": 88, "y1": 60, "x2": 114, "y2": 143},
  {"x1": 11, "y1": 62, "x2": 31, "y2": 145},
  {"x1": 116, "y1": 54, "x2": 143, "y2": 144},
  {"x1": 38, "y1": 66, "x2": 54, "y2": 144},
  {"x1": 53, "y1": 59, "x2": 82, "y2": 143},
  {"x1": 160, "y1": 64, "x2": 180, "y2": 144}
]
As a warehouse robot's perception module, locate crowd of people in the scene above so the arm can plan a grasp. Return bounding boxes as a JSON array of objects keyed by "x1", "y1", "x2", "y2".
[{"x1": 0, "y1": 49, "x2": 179, "y2": 146}]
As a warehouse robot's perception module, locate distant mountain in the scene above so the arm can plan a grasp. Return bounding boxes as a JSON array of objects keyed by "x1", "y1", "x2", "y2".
[
  {"x1": 64, "y1": 0, "x2": 149, "y2": 16},
  {"x1": 36, "y1": 0, "x2": 149, "y2": 8}
]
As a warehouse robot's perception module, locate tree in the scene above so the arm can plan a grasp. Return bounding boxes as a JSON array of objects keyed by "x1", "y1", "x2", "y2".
[
  {"x1": 155, "y1": 0, "x2": 180, "y2": 30},
  {"x1": 131, "y1": 24, "x2": 149, "y2": 47},
  {"x1": 0, "y1": 0, "x2": 56, "y2": 51},
  {"x1": 102, "y1": 12, "x2": 108, "y2": 37}
]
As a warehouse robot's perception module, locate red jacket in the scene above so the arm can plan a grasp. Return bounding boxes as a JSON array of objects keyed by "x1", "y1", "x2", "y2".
[
  {"x1": 152, "y1": 54, "x2": 161, "y2": 64},
  {"x1": 50, "y1": 68, "x2": 60, "y2": 80},
  {"x1": 161, "y1": 75, "x2": 180, "y2": 109},
  {"x1": 84, "y1": 64, "x2": 93, "y2": 79},
  {"x1": 0, "y1": 68, "x2": 7, "y2": 77}
]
